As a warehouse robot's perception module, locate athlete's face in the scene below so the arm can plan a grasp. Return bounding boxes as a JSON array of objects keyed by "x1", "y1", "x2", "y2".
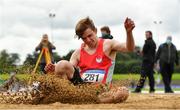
[{"x1": 81, "y1": 28, "x2": 98, "y2": 48}]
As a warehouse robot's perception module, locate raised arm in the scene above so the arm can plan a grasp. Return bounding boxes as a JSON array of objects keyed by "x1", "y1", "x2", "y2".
[
  {"x1": 109, "y1": 18, "x2": 135, "y2": 52},
  {"x1": 124, "y1": 17, "x2": 135, "y2": 52}
]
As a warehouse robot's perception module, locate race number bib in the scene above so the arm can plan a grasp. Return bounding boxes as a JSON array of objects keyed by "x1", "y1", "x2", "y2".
[{"x1": 81, "y1": 70, "x2": 105, "y2": 82}]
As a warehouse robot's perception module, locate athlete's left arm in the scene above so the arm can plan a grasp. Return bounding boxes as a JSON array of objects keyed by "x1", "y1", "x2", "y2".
[{"x1": 111, "y1": 18, "x2": 135, "y2": 52}]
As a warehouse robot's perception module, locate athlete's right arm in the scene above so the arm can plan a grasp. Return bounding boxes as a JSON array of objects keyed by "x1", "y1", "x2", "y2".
[{"x1": 70, "y1": 49, "x2": 80, "y2": 67}]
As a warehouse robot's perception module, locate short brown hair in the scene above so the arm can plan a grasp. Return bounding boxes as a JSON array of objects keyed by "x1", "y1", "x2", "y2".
[
  {"x1": 145, "y1": 30, "x2": 152, "y2": 37},
  {"x1": 101, "y1": 26, "x2": 111, "y2": 34},
  {"x1": 75, "y1": 17, "x2": 96, "y2": 39}
]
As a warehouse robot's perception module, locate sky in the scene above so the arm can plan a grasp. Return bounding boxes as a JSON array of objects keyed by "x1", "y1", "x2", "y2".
[{"x1": 0, "y1": 0, "x2": 180, "y2": 64}]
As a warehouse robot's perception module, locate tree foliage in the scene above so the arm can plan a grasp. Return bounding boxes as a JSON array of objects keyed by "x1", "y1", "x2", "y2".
[{"x1": 0, "y1": 50, "x2": 20, "y2": 73}]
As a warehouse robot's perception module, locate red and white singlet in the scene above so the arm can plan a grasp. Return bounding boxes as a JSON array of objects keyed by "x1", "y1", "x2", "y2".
[{"x1": 78, "y1": 39, "x2": 115, "y2": 84}]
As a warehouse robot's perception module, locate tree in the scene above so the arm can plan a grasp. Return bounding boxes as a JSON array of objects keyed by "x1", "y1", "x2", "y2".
[
  {"x1": 9, "y1": 53, "x2": 20, "y2": 65},
  {"x1": 61, "y1": 50, "x2": 74, "y2": 61},
  {"x1": 53, "y1": 52, "x2": 62, "y2": 63},
  {"x1": 0, "y1": 50, "x2": 20, "y2": 73},
  {"x1": 23, "y1": 52, "x2": 38, "y2": 65}
]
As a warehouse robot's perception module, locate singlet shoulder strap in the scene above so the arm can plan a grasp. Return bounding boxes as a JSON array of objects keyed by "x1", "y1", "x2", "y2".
[{"x1": 96, "y1": 38, "x2": 104, "y2": 53}]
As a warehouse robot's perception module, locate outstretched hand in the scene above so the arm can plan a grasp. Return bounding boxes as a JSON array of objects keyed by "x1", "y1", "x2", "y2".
[{"x1": 124, "y1": 17, "x2": 135, "y2": 32}]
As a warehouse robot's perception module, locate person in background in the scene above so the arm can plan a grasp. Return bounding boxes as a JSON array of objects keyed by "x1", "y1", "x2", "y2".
[
  {"x1": 133, "y1": 31, "x2": 156, "y2": 93},
  {"x1": 100, "y1": 26, "x2": 113, "y2": 39},
  {"x1": 155, "y1": 36, "x2": 179, "y2": 93},
  {"x1": 35, "y1": 34, "x2": 56, "y2": 74}
]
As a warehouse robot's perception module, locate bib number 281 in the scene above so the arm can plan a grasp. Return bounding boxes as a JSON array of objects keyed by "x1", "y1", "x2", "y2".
[
  {"x1": 82, "y1": 70, "x2": 105, "y2": 82},
  {"x1": 84, "y1": 74, "x2": 99, "y2": 82}
]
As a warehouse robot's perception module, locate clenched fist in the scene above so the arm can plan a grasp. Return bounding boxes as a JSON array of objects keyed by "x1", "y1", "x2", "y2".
[{"x1": 124, "y1": 17, "x2": 135, "y2": 32}]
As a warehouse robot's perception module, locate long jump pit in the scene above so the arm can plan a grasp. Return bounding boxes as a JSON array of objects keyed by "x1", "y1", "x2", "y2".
[
  {"x1": 0, "y1": 75, "x2": 180, "y2": 110},
  {"x1": 0, "y1": 93, "x2": 180, "y2": 109}
]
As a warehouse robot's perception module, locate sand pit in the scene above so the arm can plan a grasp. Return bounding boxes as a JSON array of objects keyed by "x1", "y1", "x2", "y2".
[
  {"x1": 0, "y1": 93, "x2": 180, "y2": 109},
  {"x1": 0, "y1": 74, "x2": 180, "y2": 109}
]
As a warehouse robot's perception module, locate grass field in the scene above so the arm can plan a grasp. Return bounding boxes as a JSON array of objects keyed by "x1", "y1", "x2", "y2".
[
  {"x1": 0, "y1": 73, "x2": 31, "y2": 81},
  {"x1": 113, "y1": 73, "x2": 180, "y2": 81},
  {"x1": 113, "y1": 73, "x2": 180, "y2": 91}
]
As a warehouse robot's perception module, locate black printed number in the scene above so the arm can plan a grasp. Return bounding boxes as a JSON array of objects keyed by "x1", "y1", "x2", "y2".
[{"x1": 84, "y1": 74, "x2": 99, "y2": 81}]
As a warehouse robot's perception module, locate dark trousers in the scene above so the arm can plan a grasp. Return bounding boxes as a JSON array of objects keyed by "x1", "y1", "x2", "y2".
[
  {"x1": 40, "y1": 63, "x2": 46, "y2": 74},
  {"x1": 135, "y1": 61, "x2": 155, "y2": 91},
  {"x1": 160, "y1": 62, "x2": 174, "y2": 92}
]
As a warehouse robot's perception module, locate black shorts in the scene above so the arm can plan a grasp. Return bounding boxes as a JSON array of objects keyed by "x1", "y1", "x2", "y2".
[{"x1": 70, "y1": 67, "x2": 84, "y2": 85}]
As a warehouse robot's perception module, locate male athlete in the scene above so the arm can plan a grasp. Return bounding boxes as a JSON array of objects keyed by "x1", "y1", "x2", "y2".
[{"x1": 45, "y1": 17, "x2": 135, "y2": 103}]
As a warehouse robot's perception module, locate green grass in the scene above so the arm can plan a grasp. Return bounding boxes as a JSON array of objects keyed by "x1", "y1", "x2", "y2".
[
  {"x1": 129, "y1": 88, "x2": 180, "y2": 91},
  {"x1": 112, "y1": 73, "x2": 180, "y2": 81},
  {"x1": 112, "y1": 74, "x2": 139, "y2": 80},
  {"x1": 171, "y1": 73, "x2": 180, "y2": 80},
  {"x1": 0, "y1": 73, "x2": 31, "y2": 81}
]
